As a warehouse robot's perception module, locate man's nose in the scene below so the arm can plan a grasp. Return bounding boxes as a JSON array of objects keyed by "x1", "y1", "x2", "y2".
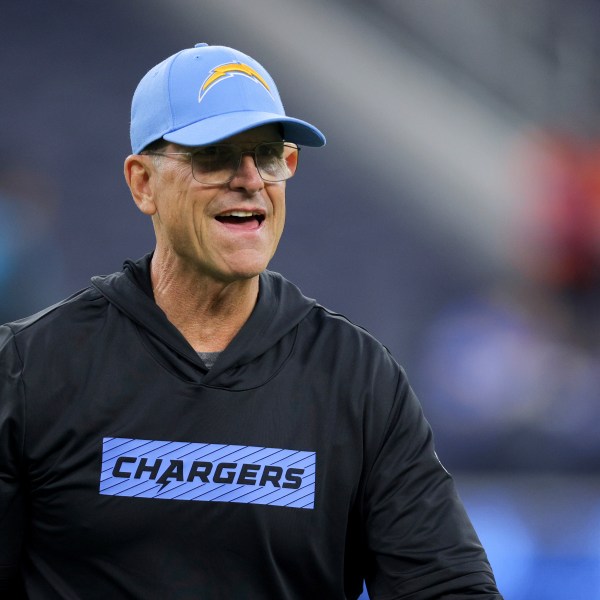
[{"x1": 230, "y1": 153, "x2": 264, "y2": 190}]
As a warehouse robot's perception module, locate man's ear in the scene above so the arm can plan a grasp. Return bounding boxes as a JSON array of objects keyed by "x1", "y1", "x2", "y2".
[{"x1": 124, "y1": 155, "x2": 157, "y2": 216}]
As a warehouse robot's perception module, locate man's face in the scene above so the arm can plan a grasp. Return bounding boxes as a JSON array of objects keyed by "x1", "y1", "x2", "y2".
[{"x1": 148, "y1": 125, "x2": 287, "y2": 283}]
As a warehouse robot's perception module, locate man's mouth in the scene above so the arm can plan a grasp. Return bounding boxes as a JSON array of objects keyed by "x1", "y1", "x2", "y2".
[{"x1": 215, "y1": 210, "x2": 265, "y2": 229}]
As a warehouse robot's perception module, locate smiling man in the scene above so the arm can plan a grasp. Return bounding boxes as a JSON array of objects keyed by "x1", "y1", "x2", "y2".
[
  {"x1": 0, "y1": 44, "x2": 502, "y2": 599},
  {"x1": 125, "y1": 124, "x2": 290, "y2": 354}
]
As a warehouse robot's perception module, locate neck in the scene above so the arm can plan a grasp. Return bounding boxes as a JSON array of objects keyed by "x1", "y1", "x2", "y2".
[{"x1": 150, "y1": 252, "x2": 259, "y2": 353}]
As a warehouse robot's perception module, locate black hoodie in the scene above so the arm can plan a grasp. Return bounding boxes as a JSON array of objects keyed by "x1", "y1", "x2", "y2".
[{"x1": 0, "y1": 255, "x2": 501, "y2": 599}]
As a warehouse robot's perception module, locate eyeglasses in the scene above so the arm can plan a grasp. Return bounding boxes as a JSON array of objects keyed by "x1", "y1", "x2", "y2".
[{"x1": 143, "y1": 141, "x2": 300, "y2": 185}]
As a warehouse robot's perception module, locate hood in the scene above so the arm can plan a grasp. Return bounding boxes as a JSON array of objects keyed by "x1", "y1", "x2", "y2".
[{"x1": 90, "y1": 254, "x2": 317, "y2": 389}]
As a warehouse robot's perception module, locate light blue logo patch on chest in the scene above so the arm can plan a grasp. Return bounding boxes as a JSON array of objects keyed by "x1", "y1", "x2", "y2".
[{"x1": 99, "y1": 437, "x2": 316, "y2": 509}]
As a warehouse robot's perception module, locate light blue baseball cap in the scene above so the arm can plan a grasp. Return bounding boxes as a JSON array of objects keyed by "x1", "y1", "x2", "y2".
[{"x1": 130, "y1": 43, "x2": 326, "y2": 154}]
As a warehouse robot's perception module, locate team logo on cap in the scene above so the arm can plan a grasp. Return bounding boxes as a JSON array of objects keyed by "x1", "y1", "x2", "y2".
[{"x1": 198, "y1": 62, "x2": 272, "y2": 103}]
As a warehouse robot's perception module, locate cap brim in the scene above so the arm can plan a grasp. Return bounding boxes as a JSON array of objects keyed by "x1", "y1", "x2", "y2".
[{"x1": 162, "y1": 111, "x2": 326, "y2": 147}]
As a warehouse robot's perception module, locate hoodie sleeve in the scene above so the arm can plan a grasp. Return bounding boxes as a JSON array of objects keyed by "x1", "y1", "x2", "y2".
[
  {"x1": 361, "y1": 358, "x2": 502, "y2": 600},
  {"x1": 0, "y1": 325, "x2": 27, "y2": 597}
]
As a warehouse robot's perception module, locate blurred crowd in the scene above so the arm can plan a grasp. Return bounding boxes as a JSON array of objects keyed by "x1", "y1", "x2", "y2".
[{"x1": 416, "y1": 131, "x2": 600, "y2": 473}]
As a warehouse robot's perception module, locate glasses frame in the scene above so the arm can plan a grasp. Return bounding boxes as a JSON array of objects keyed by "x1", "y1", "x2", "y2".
[{"x1": 142, "y1": 141, "x2": 300, "y2": 185}]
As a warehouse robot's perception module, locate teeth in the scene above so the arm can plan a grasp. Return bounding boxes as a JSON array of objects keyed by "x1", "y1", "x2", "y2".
[{"x1": 221, "y1": 211, "x2": 256, "y2": 217}]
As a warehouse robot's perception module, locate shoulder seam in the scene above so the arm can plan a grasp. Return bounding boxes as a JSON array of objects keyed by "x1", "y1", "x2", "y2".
[
  {"x1": 312, "y1": 304, "x2": 393, "y2": 353},
  {"x1": 6, "y1": 286, "x2": 100, "y2": 336}
]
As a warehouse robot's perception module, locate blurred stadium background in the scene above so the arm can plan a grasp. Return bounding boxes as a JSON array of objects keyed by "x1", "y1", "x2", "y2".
[{"x1": 3, "y1": 1, "x2": 600, "y2": 597}]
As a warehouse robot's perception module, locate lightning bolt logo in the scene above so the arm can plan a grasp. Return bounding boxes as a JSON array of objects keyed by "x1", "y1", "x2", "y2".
[{"x1": 198, "y1": 62, "x2": 272, "y2": 103}]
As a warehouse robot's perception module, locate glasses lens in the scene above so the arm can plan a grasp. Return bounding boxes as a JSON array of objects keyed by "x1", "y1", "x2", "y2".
[
  {"x1": 191, "y1": 145, "x2": 238, "y2": 184},
  {"x1": 256, "y1": 142, "x2": 298, "y2": 182},
  {"x1": 190, "y1": 142, "x2": 299, "y2": 184}
]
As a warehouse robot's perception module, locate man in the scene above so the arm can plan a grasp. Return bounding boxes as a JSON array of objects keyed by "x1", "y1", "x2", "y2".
[{"x1": 0, "y1": 43, "x2": 502, "y2": 599}]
